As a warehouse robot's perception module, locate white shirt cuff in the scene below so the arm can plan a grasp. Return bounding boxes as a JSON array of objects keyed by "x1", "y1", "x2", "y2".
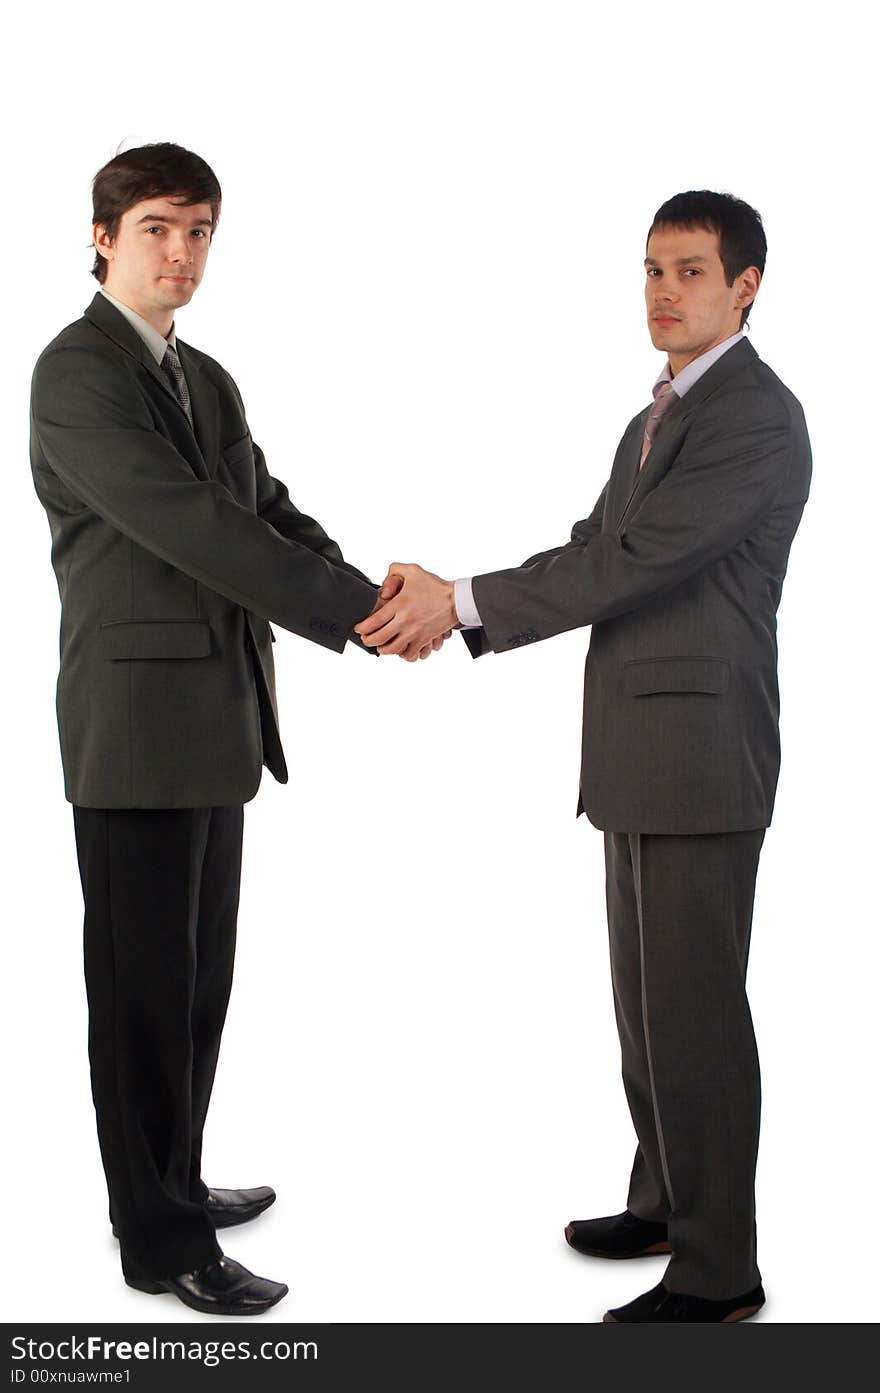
[{"x1": 454, "y1": 577, "x2": 483, "y2": 629}]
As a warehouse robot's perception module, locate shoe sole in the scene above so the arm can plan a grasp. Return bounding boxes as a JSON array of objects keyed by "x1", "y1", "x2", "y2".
[
  {"x1": 565, "y1": 1224, "x2": 671, "y2": 1259},
  {"x1": 602, "y1": 1302, "x2": 763, "y2": 1324},
  {"x1": 124, "y1": 1273, "x2": 288, "y2": 1316}
]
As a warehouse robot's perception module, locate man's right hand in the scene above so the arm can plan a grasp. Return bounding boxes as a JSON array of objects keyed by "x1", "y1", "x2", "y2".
[{"x1": 360, "y1": 571, "x2": 451, "y2": 660}]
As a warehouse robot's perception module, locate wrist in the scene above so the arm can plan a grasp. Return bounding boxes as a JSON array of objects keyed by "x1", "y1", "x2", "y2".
[{"x1": 444, "y1": 580, "x2": 457, "y2": 628}]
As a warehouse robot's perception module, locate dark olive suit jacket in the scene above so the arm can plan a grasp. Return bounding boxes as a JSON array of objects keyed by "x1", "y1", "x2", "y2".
[
  {"x1": 462, "y1": 339, "x2": 811, "y2": 833},
  {"x1": 31, "y1": 292, "x2": 379, "y2": 809}
]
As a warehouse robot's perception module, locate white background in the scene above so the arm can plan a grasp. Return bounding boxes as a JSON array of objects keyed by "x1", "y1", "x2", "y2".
[{"x1": 3, "y1": 0, "x2": 877, "y2": 1325}]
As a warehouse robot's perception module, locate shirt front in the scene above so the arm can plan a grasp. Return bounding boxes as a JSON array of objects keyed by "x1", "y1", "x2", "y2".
[{"x1": 453, "y1": 331, "x2": 746, "y2": 629}]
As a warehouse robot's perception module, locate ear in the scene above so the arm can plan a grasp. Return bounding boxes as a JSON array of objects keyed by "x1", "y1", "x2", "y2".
[
  {"x1": 736, "y1": 265, "x2": 761, "y2": 312},
  {"x1": 93, "y1": 222, "x2": 114, "y2": 266}
]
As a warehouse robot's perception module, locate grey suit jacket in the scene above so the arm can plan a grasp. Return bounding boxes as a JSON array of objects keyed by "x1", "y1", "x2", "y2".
[
  {"x1": 462, "y1": 340, "x2": 812, "y2": 833},
  {"x1": 31, "y1": 292, "x2": 379, "y2": 809}
]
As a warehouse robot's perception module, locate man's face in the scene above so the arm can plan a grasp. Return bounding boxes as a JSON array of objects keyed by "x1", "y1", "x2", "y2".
[
  {"x1": 644, "y1": 225, "x2": 759, "y2": 373},
  {"x1": 94, "y1": 195, "x2": 215, "y2": 327}
]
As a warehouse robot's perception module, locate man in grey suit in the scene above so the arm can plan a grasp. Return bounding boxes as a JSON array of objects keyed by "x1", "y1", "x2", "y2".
[
  {"x1": 356, "y1": 191, "x2": 811, "y2": 1322},
  {"x1": 30, "y1": 142, "x2": 438, "y2": 1315}
]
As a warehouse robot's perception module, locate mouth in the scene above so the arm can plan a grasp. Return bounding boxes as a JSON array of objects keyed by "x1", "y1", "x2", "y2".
[
  {"x1": 652, "y1": 314, "x2": 681, "y2": 326},
  {"x1": 162, "y1": 275, "x2": 192, "y2": 283}
]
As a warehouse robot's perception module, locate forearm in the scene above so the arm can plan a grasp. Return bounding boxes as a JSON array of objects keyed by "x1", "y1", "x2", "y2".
[
  {"x1": 254, "y1": 441, "x2": 374, "y2": 587},
  {"x1": 36, "y1": 424, "x2": 377, "y2": 648},
  {"x1": 470, "y1": 408, "x2": 795, "y2": 653},
  {"x1": 32, "y1": 348, "x2": 379, "y2": 650}
]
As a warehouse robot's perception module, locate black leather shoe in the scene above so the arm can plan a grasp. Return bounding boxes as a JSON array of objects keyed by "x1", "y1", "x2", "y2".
[
  {"x1": 565, "y1": 1209, "x2": 671, "y2": 1258},
  {"x1": 603, "y1": 1280, "x2": 765, "y2": 1323},
  {"x1": 205, "y1": 1186, "x2": 276, "y2": 1229},
  {"x1": 112, "y1": 1185, "x2": 276, "y2": 1238},
  {"x1": 124, "y1": 1254, "x2": 288, "y2": 1316}
]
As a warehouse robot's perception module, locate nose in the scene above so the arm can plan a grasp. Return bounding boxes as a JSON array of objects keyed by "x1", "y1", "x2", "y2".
[
  {"x1": 651, "y1": 278, "x2": 678, "y2": 305},
  {"x1": 167, "y1": 234, "x2": 194, "y2": 266}
]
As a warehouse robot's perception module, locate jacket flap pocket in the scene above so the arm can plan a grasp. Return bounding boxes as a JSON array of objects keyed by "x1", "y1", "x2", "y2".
[
  {"x1": 99, "y1": 620, "x2": 212, "y2": 661},
  {"x1": 623, "y1": 656, "x2": 730, "y2": 696}
]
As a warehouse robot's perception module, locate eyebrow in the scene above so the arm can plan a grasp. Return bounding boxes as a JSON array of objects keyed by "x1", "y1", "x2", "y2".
[
  {"x1": 136, "y1": 213, "x2": 214, "y2": 227},
  {"x1": 644, "y1": 255, "x2": 708, "y2": 266}
]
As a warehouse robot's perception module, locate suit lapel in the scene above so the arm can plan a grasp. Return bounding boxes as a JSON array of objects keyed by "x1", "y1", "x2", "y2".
[
  {"x1": 670, "y1": 336, "x2": 757, "y2": 421},
  {"x1": 176, "y1": 341, "x2": 220, "y2": 477},
  {"x1": 610, "y1": 408, "x2": 650, "y2": 529},
  {"x1": 85, "y1": 292, "x2": 180, "y2": 411},
  {"x1": 615, "y1": 338, "x2": 758, "y2": 530},
  {"x1": 83, "y1": 293, "x2": 217, "y2": 480}
]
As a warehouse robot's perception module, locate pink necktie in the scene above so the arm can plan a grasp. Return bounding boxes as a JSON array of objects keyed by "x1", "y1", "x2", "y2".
[{"x1": 639, "y1": 381, "x2": 677, "y2": 468}]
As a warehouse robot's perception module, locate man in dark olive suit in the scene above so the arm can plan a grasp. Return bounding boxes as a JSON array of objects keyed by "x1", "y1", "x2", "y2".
[
  {"x1": 356, "y1": 192, "x2": 811, "y2": 1322},
  {"x1": 30, "y1": 142, "x2": 443, "y2": 1316}
]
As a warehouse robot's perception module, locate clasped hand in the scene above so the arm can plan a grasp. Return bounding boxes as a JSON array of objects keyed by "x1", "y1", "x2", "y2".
[{"x1": 356, "y1": 564, "x2": 457, "y2": 661}]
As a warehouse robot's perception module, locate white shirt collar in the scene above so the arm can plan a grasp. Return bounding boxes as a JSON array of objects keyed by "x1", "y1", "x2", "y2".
[
  {"x1": 100, "y1": 287, "x2": 177, "y2": 365},
  {"x1": 654, "y1": 330, "x2": 745, "y2": 400}
]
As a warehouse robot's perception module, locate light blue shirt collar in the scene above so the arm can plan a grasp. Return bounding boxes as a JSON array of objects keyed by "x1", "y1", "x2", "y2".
[{"x1": 654, "y1": 330, "x2": 744, "y2": 400}]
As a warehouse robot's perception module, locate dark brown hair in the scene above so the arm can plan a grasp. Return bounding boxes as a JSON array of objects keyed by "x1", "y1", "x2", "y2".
[
  {"x1": 647, "y1": 190, "x2": 767, "y2": 325},
  {"x1": 91, "y1": 142, "x2": 222, "y2": 282}
]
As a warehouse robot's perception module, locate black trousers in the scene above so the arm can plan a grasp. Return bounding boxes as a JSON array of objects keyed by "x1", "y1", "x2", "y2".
[
  {"x1": 604, "y1": 828, "x2": 765, "y2": 1299},
  {"x1": 73, "y1": 804, "x2": 244, "y2": 1281}
]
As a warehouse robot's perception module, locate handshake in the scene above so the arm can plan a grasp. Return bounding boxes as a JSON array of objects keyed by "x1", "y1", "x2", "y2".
[{"x1": 355, "y1": 563, "x2": 459, "y2": 662}]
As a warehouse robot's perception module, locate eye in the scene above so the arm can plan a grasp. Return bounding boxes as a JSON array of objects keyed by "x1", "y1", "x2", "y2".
[
  {"x1": 192, "y1": 229, "x2": 208, "y2": 238},
  {"x1": 145, "y1": 225, "x2": 164, "y2": 234},
  {"x1": 646, "y1": 268, "x2": 661, "y2": 277},
  {"x1": 682, "y1": 268, "x2": 701, "y2": 276}
]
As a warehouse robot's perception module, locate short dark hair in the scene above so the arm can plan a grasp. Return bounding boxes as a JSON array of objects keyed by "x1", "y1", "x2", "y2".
[
  {"x1": 91, "y1": 142, "x2": 222, "y2": 283},
  {"x1": 646, "y1": 190, "x2": 767, "y2": 325}
]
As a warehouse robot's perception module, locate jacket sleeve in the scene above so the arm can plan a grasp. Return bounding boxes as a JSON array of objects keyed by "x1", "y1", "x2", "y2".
[
  {"x1": 31, "y1": 344, "x2": 379, "y2": 652},
  {"x1": 461, "y1": 478, "x2": 610, "y2": 659},
  {"x1": 249, "y1": 438, "x2": 375, "y2": 588},
  {"x1": 250, "y1": 440, "x2": 381, "y2": 655},
  {"x1": 469, "y1": 388, "x2": 797, "y2": 654}
]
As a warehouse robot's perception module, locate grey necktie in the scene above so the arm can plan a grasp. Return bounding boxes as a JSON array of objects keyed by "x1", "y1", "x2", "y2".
[
  {"x1": 161, "y1": 344, "x2": 193, "y2": 426},
  {"x1": 639, "y1": 380, "x2": 677, "y2": 468}
]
